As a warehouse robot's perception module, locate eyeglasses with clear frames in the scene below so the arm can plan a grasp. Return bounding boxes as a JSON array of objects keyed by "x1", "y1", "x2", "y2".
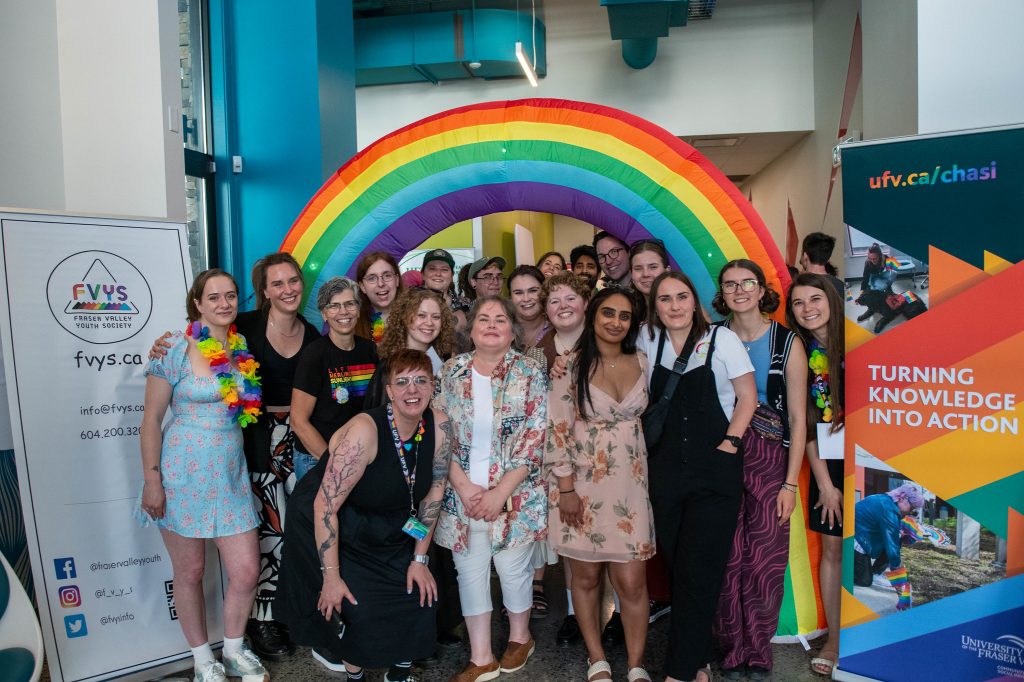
[
  {"x1": 392, "y1": 375, "x2": 433, "y2": 388},
  {"x1": 597, "y1": 246, "x2": 625, "y2": 264},
  {"x1": 363, "y1": 272, "x2": 396, "y2": 285},
  {"x1": 721, "y1": 278, "x2": 759, "y2": 294},
  {"x1": 323, "y1": 300, "x2": 359, "y2": 312}
]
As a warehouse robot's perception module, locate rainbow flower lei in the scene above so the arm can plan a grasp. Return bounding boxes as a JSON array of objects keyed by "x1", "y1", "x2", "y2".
[
  {"x1": 370, "y1": 310, "x2": 385, "y2": 344},
  {"x1": 186, "y1": 321, "x2": 262, "y2": 428},
  {"x1": 808, "y1": 339, "x2": 833, "y2": 423}
]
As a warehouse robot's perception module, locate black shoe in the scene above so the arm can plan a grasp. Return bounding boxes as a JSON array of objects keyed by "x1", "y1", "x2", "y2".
[
  {"x1": 601, "y1": 612, "x2": 624, "y2": 647},
  {"x1": 857, "y1": 311, "x2": 873, "y2": 322},
  {"x1": 437, "y1": 631, "x2": 462, "y2": 648},
  {"x1": 414, "y1": 651, "x2": 440, "y2": 669},
  {"x1": 721, "y1": 666, "x2": 745, "y2": 680},
  {"x1": 748, "y1": 666, "x2": 771, "y2": 680},
  {"x1": 648, "y1": 599, "x2": 671, "y2": 624},
  {"x1": 246, "y1": 618, "x2": 294, "y2": 661},
  {"x1": 556, "y1": 614, "x2": 582, "y2": 646}
]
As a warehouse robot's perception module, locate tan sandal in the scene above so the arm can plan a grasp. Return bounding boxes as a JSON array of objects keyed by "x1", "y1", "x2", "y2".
[
  {"x1": 587, "y1": 659, "x2": 613, "y2": 681},
  {"x1": 811, "y1": 650, "x2": 837, "y2": 676}
]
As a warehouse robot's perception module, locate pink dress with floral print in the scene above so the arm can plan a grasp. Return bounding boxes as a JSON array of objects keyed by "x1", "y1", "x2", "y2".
[
  {"x1": 135, "y1": 332, "x2": 258, "y2": 538},
  {"x1": 546, "y1": 352, "x2": 655, "y2": 563}
]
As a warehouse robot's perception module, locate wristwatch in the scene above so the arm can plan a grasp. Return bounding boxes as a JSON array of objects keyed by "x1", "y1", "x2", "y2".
[
  {"x1": 412, "y1": 554, "x2": 430, "y2": 566},
  {"x1": 724, "y1": 435, "x2": 743, "y2": 449}
]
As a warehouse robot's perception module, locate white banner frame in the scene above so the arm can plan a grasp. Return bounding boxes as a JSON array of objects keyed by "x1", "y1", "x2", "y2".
[{"x1": 0, "y1": 210, "x2": 226, "y2": 682}]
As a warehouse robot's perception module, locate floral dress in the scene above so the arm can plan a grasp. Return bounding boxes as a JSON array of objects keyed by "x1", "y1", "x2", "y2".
[
  {"x1": 135, "y1": 332, "x2": 258, "y2": 538},
  {"x1": 546, "y1": 352, "x2": 655, "y2": 562}
]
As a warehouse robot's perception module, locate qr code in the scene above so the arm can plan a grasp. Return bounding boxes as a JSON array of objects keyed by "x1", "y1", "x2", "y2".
[{"x1": 165, "y1": 580, "x2": 177, "y2": 621}]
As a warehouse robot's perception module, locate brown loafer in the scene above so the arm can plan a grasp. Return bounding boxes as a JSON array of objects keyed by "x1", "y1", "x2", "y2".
[
  {"x1": 499, "y1": 638, "x2": 535, "y2": 673},
  {"x1": 449, "y1": 659, "x2": 500, "y2": 682}
]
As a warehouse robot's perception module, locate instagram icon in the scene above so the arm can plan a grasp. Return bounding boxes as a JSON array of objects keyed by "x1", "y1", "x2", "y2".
[{"x1": 59, "y1": 585, "x2": 81, "y2": 608}]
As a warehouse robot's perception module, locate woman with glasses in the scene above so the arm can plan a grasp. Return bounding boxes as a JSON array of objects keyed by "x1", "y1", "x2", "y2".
[
  {"x1": 277, "y1": 349, "x2": 452, "y2": 682},
  {"x1": 434, "y1": 296, "x2": 548, "y2": 682},
  {"x1": 536, "y1": 251, "x2": 566, "y2": 280},
  {"x1": 710, "y1": 260, "x2": 808, "y2": 681},
  {"x1": 628, "y1": 240, "x2": 669, "y2": 298},
  {"x1": 645, "y1": 271, "x2": 756, "y2": 682},
  {"x1": 786, "y1": 273, "x2": 845, "y2": 678},
  {"x1": 547, "y1": 286, "x2": 654, "y2": 682},
  {"x1": 290, "y1": 277, "x2": 379, "y2": 483},
  {"x1": 354, "y1": 252, "x2": 403, "y2": 344}
]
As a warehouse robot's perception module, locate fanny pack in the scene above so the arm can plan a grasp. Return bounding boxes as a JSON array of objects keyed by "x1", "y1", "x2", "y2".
[{"x1": 750, "y1": 402, "x2": 785, "y2": 441}]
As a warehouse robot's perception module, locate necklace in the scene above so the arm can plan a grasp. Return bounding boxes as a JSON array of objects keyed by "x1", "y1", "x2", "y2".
[
  {"x1": 808, "y1": 339, "x2": 833, "y2": 422},
  {"x1": 731, "y1": 317, "x2": 768, "y2": 351},
  {"x1": 186, "y1": 321, "x2": 262, "y2": 427},
  {"x1": 268, "y1": 314, "x2": 302, "y2": 337}
]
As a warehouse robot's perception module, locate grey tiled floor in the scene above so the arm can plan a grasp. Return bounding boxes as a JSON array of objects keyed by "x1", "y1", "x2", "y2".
[{"x1": 254, "y1": 562, "x2": 826, "y2": 681}]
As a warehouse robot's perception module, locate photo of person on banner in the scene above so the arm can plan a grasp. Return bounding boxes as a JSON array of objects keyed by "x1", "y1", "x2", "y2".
[{"x1": 853, "y1": 484, "x2": 924, "y2": 612}]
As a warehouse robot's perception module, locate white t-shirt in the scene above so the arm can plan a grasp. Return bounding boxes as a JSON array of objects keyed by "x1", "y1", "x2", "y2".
[
  {"x1": 636, "y1": 323, "x2": 754, "y2": 420},
  {"x1": 469, "y1": 368, "x2": 493, "y2": 487},
  {"x1": 427, "y1": 346, "x2": 443, "y2": 376}
]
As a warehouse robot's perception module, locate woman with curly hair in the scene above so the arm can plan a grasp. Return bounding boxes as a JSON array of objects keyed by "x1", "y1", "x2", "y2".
[{"x1": 710, "y1": 260, "x2": 807, "y2": 680}]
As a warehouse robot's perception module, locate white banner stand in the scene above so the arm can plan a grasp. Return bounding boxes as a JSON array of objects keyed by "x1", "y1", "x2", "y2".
[{"x1": 0, "y1": 210, "x2": 226, "y2": 682}]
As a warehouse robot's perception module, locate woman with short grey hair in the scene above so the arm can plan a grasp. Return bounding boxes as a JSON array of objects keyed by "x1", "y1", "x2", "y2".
[{"x1": 289, "y1": 277, "x2": 379, "y2": 484}]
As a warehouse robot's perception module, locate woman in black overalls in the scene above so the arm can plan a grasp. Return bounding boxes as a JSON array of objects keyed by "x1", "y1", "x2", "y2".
[{"x1": 644, "y1": 272, "x2": 757, "y2": 682}]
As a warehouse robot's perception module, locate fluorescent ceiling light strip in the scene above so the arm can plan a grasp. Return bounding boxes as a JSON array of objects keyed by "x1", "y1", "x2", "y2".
[{"x1": 515, "y1": 41, "x2": 538, "y2": 87}]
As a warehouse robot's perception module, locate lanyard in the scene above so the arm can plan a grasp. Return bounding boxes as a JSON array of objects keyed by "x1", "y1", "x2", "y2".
[{"x1": 387, "y1": 403, "x2": 423, "y2": 517}]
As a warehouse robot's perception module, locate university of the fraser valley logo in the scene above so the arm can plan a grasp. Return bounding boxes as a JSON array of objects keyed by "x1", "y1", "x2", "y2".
[{"x1": 46, "y1": 251, "x2": 152, "y2": 344}]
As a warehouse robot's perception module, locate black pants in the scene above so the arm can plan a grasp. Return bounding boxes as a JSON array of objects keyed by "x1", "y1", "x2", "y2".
[
  {"x1": 651, "y1": 458, "x2": 742, "y2": 680},
  {"x1": 853, "y1": 550, "x2": 889, "y2": 587}
]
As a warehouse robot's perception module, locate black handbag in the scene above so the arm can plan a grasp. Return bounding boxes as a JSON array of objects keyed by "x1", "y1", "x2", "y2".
[{"x1": 641, "y1": 329, "x2": 697, "y2": 449}]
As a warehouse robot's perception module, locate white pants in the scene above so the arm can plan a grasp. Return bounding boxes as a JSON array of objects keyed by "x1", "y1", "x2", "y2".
[{"x1": 452, "y1": 519, "x2": 534, "y2": 617}]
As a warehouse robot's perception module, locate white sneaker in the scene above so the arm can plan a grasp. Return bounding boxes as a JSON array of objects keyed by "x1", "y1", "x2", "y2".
[
  {"x1": 194, "y1": 660, "x2": 227, "y2": 682},
  {"x1": 222, "y1": 644, "x2": 269, "y2": 682}
]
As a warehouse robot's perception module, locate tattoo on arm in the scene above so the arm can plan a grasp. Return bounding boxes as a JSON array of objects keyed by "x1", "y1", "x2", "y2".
[
  {"x1": 432, "y1": 420, "x2": 454, "y2": 489},
  {"x1": 149, "y1": 465, "x2": 159, "y2": 473},
  {"x1": 316, "y1": 435, "x2": 365, "y2": 568},
  {"x1": 417, "y1": 499, "x2": 442, "y2": 528}
]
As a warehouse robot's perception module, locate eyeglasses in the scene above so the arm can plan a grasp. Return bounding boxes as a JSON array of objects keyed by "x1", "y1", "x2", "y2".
[
  {"x1": 721, "y1": 278, "x2": 759, "y2": 294},
  {"x1": 475, "y1": 273, "x2": 504, "y2": 282},
  {"x1": 392, "y1": 375, "x2": 433, "y2": 388},
  {"x1": 323, "y1": 300, "x2": 359, "y2": 312},
  {"x1": 597, "y1": 246, "x2": 625, "y2": 264},
  {"x1": 363, "y1": 272, "x2": 396, "y2": 285}
]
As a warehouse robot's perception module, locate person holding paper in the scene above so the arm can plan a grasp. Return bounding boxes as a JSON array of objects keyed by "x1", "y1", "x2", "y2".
[
  {"x1": 433, "y1": 296, "x2": 548, "y2": 682},
  {"x1": 137, "y1": 268, "x2": 269, "y2": 682},
  {"x1": 786, "y1": 273, "x2": 846, "y2": 677}
]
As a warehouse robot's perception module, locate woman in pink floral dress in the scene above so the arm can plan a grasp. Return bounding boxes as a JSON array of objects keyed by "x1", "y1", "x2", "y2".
[{"x1": 547, "y1": 286, "x2": 654, "y2": 682}]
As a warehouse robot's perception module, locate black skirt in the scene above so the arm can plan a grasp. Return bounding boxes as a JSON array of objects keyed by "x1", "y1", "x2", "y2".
[{"x1": 807, "y1": 457, "x2": 844, "y2": 537}]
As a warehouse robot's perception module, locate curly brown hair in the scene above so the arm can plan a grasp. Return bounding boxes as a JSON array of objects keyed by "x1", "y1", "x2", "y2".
[
  {"x1": 377, "y1": 287, "x2": 455, "y2": 360},
  {"x1": 711, "y1": 258, "x2": 781, "y2": 316},
  {"x1": 539, "y1": 271, "x2": 592, "y2": 310}
]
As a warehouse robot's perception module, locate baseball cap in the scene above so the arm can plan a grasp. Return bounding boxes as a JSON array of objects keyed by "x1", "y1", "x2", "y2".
[
  {"x1": 421, "y1": 249, "x2": 455, "y2": 270},
  {"x1": 468, "y1": 256, "x2": 507, "y2": 280}
]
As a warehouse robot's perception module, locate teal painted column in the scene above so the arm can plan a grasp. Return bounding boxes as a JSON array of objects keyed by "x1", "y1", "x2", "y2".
[{"x1": 209, "y1": 0, "x2": 356, "y2": 304}]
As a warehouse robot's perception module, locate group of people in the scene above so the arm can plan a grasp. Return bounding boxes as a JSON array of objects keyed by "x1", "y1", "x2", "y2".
[{"x1": 136, "y1": 229, "x2": 849, "y2": 682}]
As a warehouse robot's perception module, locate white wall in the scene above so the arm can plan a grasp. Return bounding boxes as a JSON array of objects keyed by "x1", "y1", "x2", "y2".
[
  {"x1": 0, "y1": 0, "x2": 184, "y2": 220},
  {"x1": 917, "y1": 0, "x2": 1024, "y2": 134},
  {"x1": 355, "y1": 0, "x2": 814, "y2": 147},
  {"x1": 739, "y1": 0, "x2": 862, "y2": 272},
  {"x1": 0, "y1": 0, "x2": 65, "y2": 211},
  {"x1": 861, "y1": 0, "x2": 917, "y2": 139}
]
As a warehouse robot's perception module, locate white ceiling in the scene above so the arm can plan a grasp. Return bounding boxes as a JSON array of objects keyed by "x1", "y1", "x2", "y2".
[{"x1": 679, "y1": 130, "x2": 811, "y2": 185}]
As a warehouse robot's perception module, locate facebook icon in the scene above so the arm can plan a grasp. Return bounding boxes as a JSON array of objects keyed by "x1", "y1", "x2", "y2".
[{"x1": 54, "y1": 557, "x2": 77, "y2": 580}]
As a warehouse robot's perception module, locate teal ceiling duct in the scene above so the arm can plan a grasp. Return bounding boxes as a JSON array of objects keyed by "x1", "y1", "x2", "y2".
[
  {"x1": 600, "y1": 0, "x2": 692, "y2": 69},
  {"x1": 355, "y1": 9, "x2": 546, "y2": 86}
]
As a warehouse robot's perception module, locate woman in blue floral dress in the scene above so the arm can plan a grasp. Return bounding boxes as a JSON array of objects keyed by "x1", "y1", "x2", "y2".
[{"x1": 138, "y1": 269, "x2": 268, "y2": 682}]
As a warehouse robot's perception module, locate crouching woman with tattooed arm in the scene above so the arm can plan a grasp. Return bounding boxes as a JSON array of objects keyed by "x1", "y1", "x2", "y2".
[{"x1": 274, "y1": 349, "x2": 452, "y2": 681}]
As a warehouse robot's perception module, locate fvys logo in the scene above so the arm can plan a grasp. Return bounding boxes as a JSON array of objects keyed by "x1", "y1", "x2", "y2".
[{"x1": 46, "y1": 251, "x2": 152, "y2": 344}]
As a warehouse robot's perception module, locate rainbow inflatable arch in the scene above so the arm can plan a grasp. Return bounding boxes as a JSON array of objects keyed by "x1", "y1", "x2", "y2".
[
  {"x1": 281, "y1": 97, "x2": 824, "y2": 640},
  {"x1": 281, "y1": 98, "x2": 791, "y2": 320}
]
